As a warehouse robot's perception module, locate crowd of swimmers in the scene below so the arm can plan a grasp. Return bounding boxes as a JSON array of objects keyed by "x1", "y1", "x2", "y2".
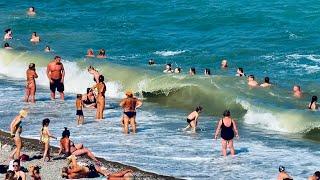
[{"x1": 1, "y1": 6, "x2": 319, "y2": 180}]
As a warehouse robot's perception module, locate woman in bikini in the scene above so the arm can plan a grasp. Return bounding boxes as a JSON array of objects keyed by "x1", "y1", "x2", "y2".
[
  {"x1": 24, "y1": 63, "x2": 38, "y2": 103},
  {"x1": 40, "y1": 118, "x2": 56, "y2": 162},
  {"x1": 119, "y1": 90, "x2": 143, "y2": 134},
  {"x1": 58, "y1": 128, "x2": 100, "y2": 163},
  {"x1": 214, "y1": 110, "x2": 239, "y2": 156},
  {"x1": 92, "y1": 75, "x2": 106, "y2": 120}
]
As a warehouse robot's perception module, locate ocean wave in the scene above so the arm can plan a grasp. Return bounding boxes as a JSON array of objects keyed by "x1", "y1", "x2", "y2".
[
  {"x1": 286, "y1": 53, "x2": 320, "y2": 63},
  {"x1": 154, "y1": 50, "x2": 186, "y2": 56}
]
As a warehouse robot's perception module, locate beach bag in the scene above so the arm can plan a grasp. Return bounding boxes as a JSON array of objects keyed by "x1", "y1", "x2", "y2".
[{"x1": 20, "y1": 154, "x2": 30, "y2": 162}]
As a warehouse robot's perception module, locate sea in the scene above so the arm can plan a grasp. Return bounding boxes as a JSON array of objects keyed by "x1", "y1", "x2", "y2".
[{"x1": 0, "y1": 1, "x2": 319, "y2": 179}]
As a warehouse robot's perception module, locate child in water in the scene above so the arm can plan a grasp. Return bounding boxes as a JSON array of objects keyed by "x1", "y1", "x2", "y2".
[
  {"x1": 76, "y1": 94, "x2": 84, "y2": 125},
  {"x1": 183, "y1": 106, "x2": 203, "y2": 132},
  {"x1": 40, "y1": 118, "x2": 56, "y2": 162}
]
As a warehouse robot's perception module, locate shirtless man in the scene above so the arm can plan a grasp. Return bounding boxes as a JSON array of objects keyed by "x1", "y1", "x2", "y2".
[
  {"x1": 119, "y1": 90, "x2": 143, "y2": 134},
  {"x1": 183, "y1": 106, "x2": 202, "y2": 132},
  {"x1": 47, "y1": 56, "x2": 65, "y2": 100},
  {"x1": 24, "y1": 63, "x2": 38, "y2": 103},
  {"x1": 277, "y1": 166, "x2": 293, "y2": 180},
  {"x1": 293, "y1": 85, "x2": 302, "y2": 98},
  {"x1": 308, "y1": 171, "x2": 320, "y2": 180},
  {"x1": 247, "y1": 75, "x2": 258, "y2": 87}
]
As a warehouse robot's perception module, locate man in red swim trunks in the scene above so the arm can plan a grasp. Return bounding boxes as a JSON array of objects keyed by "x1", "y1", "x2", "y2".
[{"x1": 46, "y1": 56, "x2": 65, "y2": 100}]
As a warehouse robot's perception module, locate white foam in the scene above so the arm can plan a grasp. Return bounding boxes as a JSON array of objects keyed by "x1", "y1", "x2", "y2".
[
  {"x1": 286, "y1": 53, "x2": 320, "y2": 63},
  {"x1": 154, "y1": 50, "x2": 186, "y2": 57}
]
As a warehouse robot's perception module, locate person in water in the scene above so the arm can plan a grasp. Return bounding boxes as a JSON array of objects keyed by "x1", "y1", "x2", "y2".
[
  {"x1": 293, "y1": 85, "x2": 302, "y2": 98},
  {"x1": 236, "y1": 68, "x2": 245, "y2": 77},
  {"x1": 88, "y1": 66, "x2": 101, "y2": 83},
  {"x1": 61, "y1": 155, "x2": 133, "y2": 179},
  {"x1": 30, "y1": 32, "x2": 40, "y2": 42},
  {"x1": 4, "y1": 28, "x2": 12, "y2": 41},
  {"x1": 204, "y1": 68, "x2": 211, "y2": 76},
  {"x1": 40, "y1": 118, "x2": 56, "y2": 162},
  {"x1": 86, "y1": 48, "x2": 95, "y2": 57},
  {"x1": 82, "y1": 88, "x2": 97, "y2": 108},
  {"x1": 27, "y1": 7, "x2": 36, "y2": 16},
  {"x1": 58, "y1": 128, "x2": 100, "y2": 163},
  {"x1": 47, "y1": 56, "x2": 65, "y2": 100},
  {"x1": 24, "y1": 63, "x2": 38, "y2": 103},
  {"x1": 260, "y1": 77, "x2": 271, "y2": 87},
  {"x1": 308, "y1": 96, "x2": 318, "y2": 111},
  {"x1": 12, "y1": 159, "x2": 26, "y2": 180},
  {"x1": 163, "y1": 63, "x2": 173, "y2": 73},
  {"x1": 277, "y1": 166, "x2": 293, "y2": 180},
  {"x1": 214, "y1": 110, "x2": 239, "y2": 156},
  {"x1": 308, "y1": 171, "x2": 320, "y2": 180},
  {"x1": 9, "y1": 110, "x2": 28, "y2": 160},
  {"x1": 76, "y1": 94, "x2": 84, "y2": 125},
  {"x1": 44, "y1": 45, "x2": 51, "y2": 52},
  {"x1": 247, "y1": 75, "x2": 258, "y2": 87},
  {"x1": 119, "y1": 90, "x2": 143, "y2": 134},
  {"x1": 4, "y1": 42, "x2": 12, "y2": 49},
  {"x1": 148, "y1": 59, "x2": 155, "y2": 65},
  {"x1": 92, "y1": 75, "x2": 106, "y2": 120},
  {"x1": 189, "y1": 67, "x2": 196, "y2": 76},
  {"x1": 174, "y1": 67, "x2": 181, "y2": 73},
  {"x1": 221, "y1": 59, "x2": 228, "y2": 68},
  {"x1": 183, "y1": 106, "x2": 203, "y2": 132},
  {"x1": 97, "y1": 49, "x2": 106, "y2": 58}
]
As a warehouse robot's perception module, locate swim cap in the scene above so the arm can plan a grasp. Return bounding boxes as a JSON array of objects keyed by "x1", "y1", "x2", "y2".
[
  {"x1": 19, "y1": 109, "x2": 28, "y2": 118},
  {"x1": 125, "y1": 90, "x2": 133, "y2": 97},
  {"x1": 279, "y1": 166, "x2": 285, "y2": 172}
]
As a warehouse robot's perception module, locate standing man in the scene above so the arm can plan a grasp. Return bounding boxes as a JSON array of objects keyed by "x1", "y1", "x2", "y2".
[{"x1": 47, "y1": 56, "x2": 65, "y2": 100}]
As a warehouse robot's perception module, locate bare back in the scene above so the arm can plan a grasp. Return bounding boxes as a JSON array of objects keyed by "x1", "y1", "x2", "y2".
[
  {"x1": 187, "y1": 111, "x2": 198, "y2": 120},
  {"x1": 26, "y1": 69, "x2": 38, "y2": 82}
]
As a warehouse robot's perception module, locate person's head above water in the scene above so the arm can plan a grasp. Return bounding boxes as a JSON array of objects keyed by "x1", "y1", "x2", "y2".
[
  {"x1": 165, "y1": 64, "x2": 172, "y2": 70},
  {"x1": 29, "y1": 7, "x2": 35, "y2": 12},
  {"x1": 195, "y1": 106, "x2": 203, "y2": 112},
  {"x1": 279, "y1": 166, "x2": 285, "y2": 172},
  {"x1": 223, "y1": 110, "x2": 231, "y2": 117},
  {"x1": 174, "y1": 67, "x2": 181, "y2": 73},
  {"x1": 4, "y1": 42, "x2": 10, "y2": 48},
  {"x1": 190, "y1": 67, "x2": 196, "y2": 75},
  {"x1": 313, "y1": 171, "x2": 320, "y2": 179},
  {"x1": 264, "y1": 77, "x2": 270, "y2": 83},
  {"x1": 62, "y1": 127, "x2": 70, "y2": 138},
  {"x1": 4, "y1": 28, "x2": 11, "y2": 34},
  {"x1": 310, "y1": 96, "x2": 318, "y2": 107},
  {"x1": 77, "y1": 94, "x2": 82, "y2": 99},
  {"x1": 99, "y1": 49, "x2": 105, "y2": 56},
  {"x1": 221, "y1": 59, "x2": 228, "y2": 68},
  {"x1": 293, "y1": 85, "x2": 301, "y2": 92},
  {"x1": 29, "y1": 63, "x2": 35, "y2": 70},
  {"x1": 45, "y1": 45, "x2": 50, "y2": 52},
  {"x1": 42, "y1": 118, "x2": 50, "y2": 127},
  {"x1": 148, "y1": 59, "x2": 155, "y2": 65},
  {"x1": 204, "y1": 68, "x2": 211, "y2": 75},
  {"x1": 248, "y1": 75, "x2": 255, "y2": 80},
  {"x1": 32, "y1": 32, "x2": 37, "y2": 37},
  {"x1": 98, "y1": 75, "x2": 104, "y2": 83}
]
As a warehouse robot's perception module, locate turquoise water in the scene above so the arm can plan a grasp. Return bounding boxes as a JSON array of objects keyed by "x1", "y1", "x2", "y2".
[{"x1": 0, "y1": 1, "x2": 320, "y2": 179}]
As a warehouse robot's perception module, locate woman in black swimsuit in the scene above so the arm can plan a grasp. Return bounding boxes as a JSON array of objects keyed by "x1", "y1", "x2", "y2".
[
  {"x1": 83, "y1": 88, "x2": 96, "y2": 108},
  {"x1": 214, "y1": 110, "x2": 239, "y2": 156}
]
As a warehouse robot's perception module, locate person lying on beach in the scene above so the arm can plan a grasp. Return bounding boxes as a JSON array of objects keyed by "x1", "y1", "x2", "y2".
[
  {"x1": 308, "y1": 171, "x2": 320, "y2": 180},
  {"x1": 214, "y1": 110, "x2": 239, "y2": 157},
  {"x1": 27, "y1": 7, "x2": 36, "y2": 16},
  {"x1": 82, "y1": 88, "x2": 97, "y2": 108},
  {"x1": 183, "y1": 106, "x2": 202, "y2": 133},
  {"x1": 4, "y1": 28, "x2": 12, "y2": 41},
  {"x1": 44, "y1": 46, "x2": 50, "y2": 52},
  {"x1": 9, "y1": 110, "x2": 28, "y2": 160},
  {"x1": 247, "y1": 75, "x2": 258, "y2": 87},
  {"x1": 308, "y1": 96, "x2": 318, "y2": 111},
  {"x1": 4, "y1": 42, "x2": 12, "y2": 49},
  {"x1": 13, "y1": 159, "x2": 26, "y2": 180},
  {"x1": 61, "y1": 155, "x2": 133, "y2": 179},
  {"x1": 221, "y1": 59, "x2": 228, "y2": 68},
  {"x1": 40, "y1": 118, "x2": 56, "y2": 162},
  {"x1": 87, "y1": 66, "x2": 101, "y2": 83},
  {"x1": 30, "y1": 32, "x2": 40, "y2": 42},
  {"x1": 293, "y1": 85, "x2": 302, "y2": 98},
  {"x1": 58, "y1": 128, "x2": 100, "y2": 163},
  {"x1": 28, "y1": 165, "x2": 41, "y2": 180},
  {"x1": 76, "y1": 94, "x2": 84, "y2": 125},
  {"x1": 97, "y1": 49, "x2": 106, "y2": 58},
  {"x1": 260, "y1": 77, "x2": 271, "y2": 88},
  {"x1": 277, "y1": 166, "x2": 293, "y2": 180},
  {"x1": 86, "y1": 49, "x2": 95, "y2": 58}
]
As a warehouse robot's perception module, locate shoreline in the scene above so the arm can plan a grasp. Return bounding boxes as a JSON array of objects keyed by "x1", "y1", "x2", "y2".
[{"x1": 0, "y1": 130, "x2": 181, "y2": 180}]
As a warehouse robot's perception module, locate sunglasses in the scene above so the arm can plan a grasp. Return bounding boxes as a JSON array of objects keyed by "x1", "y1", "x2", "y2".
[{"x1": 13, "y1": 164, "x2": 19, "y2": 167}]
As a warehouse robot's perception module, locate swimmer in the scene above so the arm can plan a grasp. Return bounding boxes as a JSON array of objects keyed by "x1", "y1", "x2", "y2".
[
  {"x1": 221, "y1": 59, "x2": 228, "y2": 68},
  {"x1": 308, "y1": 96, "x2": 318, "y2": 111},
  {"x1": 4, "y1": 42, "x2": 12, "y2": 49},
  {"x1": 214, "y1": 110, "x2": 239, "y2": 157},
  {"x1": 46, "y1": 56, "x2": 65, "y2": 100},
  {"x1": 44, "y1": 45, "x2": 51, "y2": 52},
  {"x1": 308, "y1": 171, "x2": 320, "y2": 180},
  {"x1": 40, "y1": 118, "x2": 56, "y2": 162},
  {"x1": 277, "y1": 166, "x2": 293, "y2": 180},
  {"x1": 236, "y1": 68, "x2": 246, "y2": 77},
  {"x1": 4, "y1": 28, "x2": 12, "y2": 41},
  {"x1": 174, "y1": 67, "x2": 181, "y2": 73},
  {"x1": 30, "y1": 32, "x2": 40, "y2": 42},
  {"x1": 88, "y1": 66, "x2": 101, "y2": 83},
  {"x1": 189, "y1": 67, "x2": 196, "y2": 76},
  {"x1": 293, "y1": 85, "x2": 302, "y2": 98},
  {"x1": 148, "y1": 59, "x2": 155, "y2": 65},
  {"x1": 97, "y1": 49, "x2": 106, "y2": 58},
  {"x1": 24, "y1": 63, "x2": 38, "y2": 103},
  {"x1": 260, "y1": 77, "x2": 271, "y2": 87},
  {"x1": 183, "y1": 106, "x2": 203, "y2": 133},
  {"x1": 247, "y1": 75, "x2": 258, "y2": 87},
  {"x1": 86, "y1": 48, "x2": 95, "y2": 57},
  {"x1": 120, "y1": 90, "x2": 143, "y2": 134},
  {"x1": 27, "y1": 7, "x2": 36, "y2": 16},
  {"x1": 163, "y1": 63, "x2": 173, "y2": 73},
  {"x1": 204, "y1": 68, "x2": 211, "y2": 76},
  {"x1": 76, "y1": 94, "x2": 84, "y2": 125}
]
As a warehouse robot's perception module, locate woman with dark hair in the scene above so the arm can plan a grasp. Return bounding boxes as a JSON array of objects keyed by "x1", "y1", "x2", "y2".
[
  {"x1": 83, "y1": 88, "x2": 97, "y2": 108},
  {"x1": 93, "y1": 75, "x2": 106, "y2": 119},
  {"x1": 236, "y1": 68, "x2": 245, "y2": 77},
  {"x1": 189, "y1": 67, "x2": 196, "y2": 76},
  {"x1": 58, "y1": 128, "x2": 100, "y2": 163},
  {"x1": 97, "y1": 49, "x2": 106, "y2": 58},
  {"x1": 308, "y1": 96, "x2": 318, "y2": 111},
  {"x1": 4, "y1": 42, "x2": 12, "y2": 49},
  {"x1": 30, "y1": 32, "x2": 40, "y2": 42},
  {"x1": 40, "y1": 118, "x2": 56, "y2": 162},
  {"x1": 27, "y1": 7, "x2": 36, "y2": 16},
  {"x1": 183, "y1": 106, "x2": 203, "y2": 133},
  {"x1": 214, "y1": 110, "x2": 239, "y2": 156},
  {"x1": 24, "y1": 63, "x2": 38, "y2": 103},
  {"x1": 204, "y1": 68, "x2": 211, "y2": 76},
  {"x1": 260, "y1": 77, "x2": 271, "y2": 87},
  {"x1": 12, "y1": 160, "x2": 26, "y2": 180},
  {"x1": 4, "y1": 28, "x2": 12, "y2": 40}
]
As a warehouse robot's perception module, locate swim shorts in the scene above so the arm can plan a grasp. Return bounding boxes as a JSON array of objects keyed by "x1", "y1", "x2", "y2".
[{"x1": 50, "y1": 79, "x2": 64, "y2": 92}]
